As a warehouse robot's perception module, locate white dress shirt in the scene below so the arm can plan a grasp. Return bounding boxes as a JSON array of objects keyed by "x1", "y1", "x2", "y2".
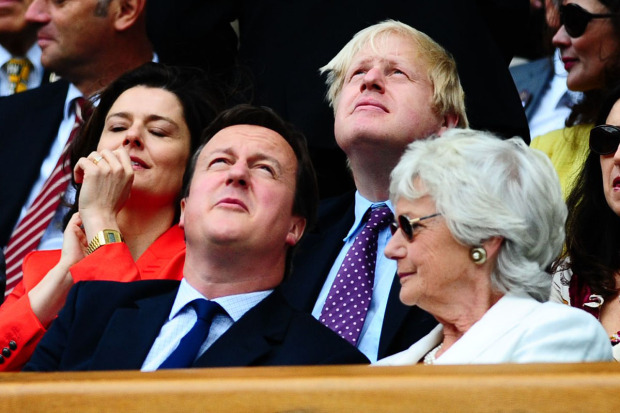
[
  {"x1": 529, "y1": 49, "x2": 581, "y2": 139},
  {"x1": 141, "y1": 279, "x2": 272, "y2": 371}
]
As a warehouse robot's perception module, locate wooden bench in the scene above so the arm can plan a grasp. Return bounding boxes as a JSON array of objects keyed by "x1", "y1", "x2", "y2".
[{"x1": 1, "y1": 363, "x2": 619, "y2": 412}]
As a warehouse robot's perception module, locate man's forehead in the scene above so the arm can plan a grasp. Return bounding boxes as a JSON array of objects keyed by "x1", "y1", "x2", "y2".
[{"x1": 200, "y1": 124, "x2": 296, "y2": 162}]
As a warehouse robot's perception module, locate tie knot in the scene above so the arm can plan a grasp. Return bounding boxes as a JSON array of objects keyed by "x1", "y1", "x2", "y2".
[
  {"x1": 3, "y1": 57, "x2": 32, "y2": 75},
  {"x1": 191, "y1": 299, "x2": 221, "y2": 322},
  {"x1": 365, "y1": 205, "x2": 393, "y2": 232},
  {"x1": 3, "y1": 57, "x2": 33, "y2": 94}
]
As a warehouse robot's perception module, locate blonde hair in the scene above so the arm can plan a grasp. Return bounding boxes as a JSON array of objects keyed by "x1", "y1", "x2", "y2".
[{"x1": 320, "y1": 20, "x2": 468, "y2": 127}]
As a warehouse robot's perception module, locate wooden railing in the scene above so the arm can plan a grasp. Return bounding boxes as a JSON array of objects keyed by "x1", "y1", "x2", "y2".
[{"x1": 1, "y1": 363, "x2": 619, "y2": 412}]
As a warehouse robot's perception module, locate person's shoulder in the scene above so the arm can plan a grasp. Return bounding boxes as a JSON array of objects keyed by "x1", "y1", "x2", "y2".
[
  {"x1": 508, "y1": 296, "x2": 612, "y2": 362},
  {"x1": 70, "y1": 279, "x2": 180, "y2": 304},
  {"x1": 528, "y1": 299, "x2": 608, "y2": 341},
  {"x1": 509, "y1": 57, "x2": 553, "y2": 79},
  {"x1": 530, "y1": 126, "x2": 576, "y2": 152},
  {"x1": 0, "y1": 79, "x2": 69, "y2": 105},
  {"x1": 274, "y1": 290, "x2": 369, "y2": 364},
  {"x1": 0, "y1": 80, "x2": 70, "y2": 121},
  {"x1": 305, "y1": 191, "x2": 356, "y2": 235}
]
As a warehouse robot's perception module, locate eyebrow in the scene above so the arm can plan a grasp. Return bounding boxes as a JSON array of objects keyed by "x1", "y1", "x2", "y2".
[
  {"x1": 106, "y1": 112, "x2": 180, "y2": 129},
  {"x1": 205, "y1": 148, "x2": 284, "y2": 173}
]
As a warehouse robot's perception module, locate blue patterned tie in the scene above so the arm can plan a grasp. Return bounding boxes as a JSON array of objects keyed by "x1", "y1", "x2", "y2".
[
  {"x1": 319, "y1": 205, "x2": 393, "y2": 345},
  {"x1": 158, "y1": 299, "x2": 221, "y2": 369}
]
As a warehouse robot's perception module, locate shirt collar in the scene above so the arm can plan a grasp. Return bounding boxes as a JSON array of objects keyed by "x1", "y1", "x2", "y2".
[
  {"x1": 0, "y1": 44, "x2": 40, "y2": 67},
  {"x1": 171, "y1": 278, "x2": 273, "y2": 322},
  {"x1": 345, "y1": 191, "x2": 394, "y2": 241},
  {"x1": 63, "y1": 83, "x2": 85, "y2": 120}
]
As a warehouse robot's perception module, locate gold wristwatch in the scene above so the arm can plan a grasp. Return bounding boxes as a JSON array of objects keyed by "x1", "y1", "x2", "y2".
[{"x1": 86, "y1": 229, "x2": 124, "y2": 255}]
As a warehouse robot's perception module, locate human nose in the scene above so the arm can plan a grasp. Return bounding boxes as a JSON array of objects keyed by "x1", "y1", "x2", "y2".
[
  {"x1": 384, "y1": 229, "x2": 406, "y2": 261},
  {"x1": 360, "y1": 67, "x2": 385, "y2": 93},
  {"x1": 613, "y1": 144, "x2": 620, "y2": 164},
  {"x1": 122, "y1": 126, "x2": 143, "y2": 148},
  {"x1": 226, "y1": 161, "x2": 249, "y2": 187},
  {"x1": 25, "y1": 0, "x2": 50, "y2": 23},
  {"x1": 552, "y1": 25, "x2": 571, "y2": 49}
]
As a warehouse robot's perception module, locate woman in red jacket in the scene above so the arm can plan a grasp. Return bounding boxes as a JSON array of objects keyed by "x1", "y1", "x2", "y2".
[{"x1": 0, "y1": 63, "x2": 226, "y2": 371}]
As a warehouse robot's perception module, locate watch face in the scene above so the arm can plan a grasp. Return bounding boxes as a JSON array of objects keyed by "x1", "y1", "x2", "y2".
[{"x1": 105, "y1": 232, "x2": 117, "y2": 243}]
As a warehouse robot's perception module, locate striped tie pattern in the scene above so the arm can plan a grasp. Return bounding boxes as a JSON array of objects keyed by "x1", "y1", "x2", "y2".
[
  {"x1": 2, "y1": 58, "x2": 33, "y2": 95},
  {"x1": 4, "y1": 98, "x2": 88, "y2": 296}
]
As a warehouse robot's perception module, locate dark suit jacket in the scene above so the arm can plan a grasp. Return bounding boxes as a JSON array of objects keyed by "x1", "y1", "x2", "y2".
[
  {"x1": 509, "y1": 57, "x2": 555, "y2": 122},
  {"x1": 282, "y1": 192, "x2": 438, "y2": 360},
  {"x1": 24, "y1": 280, "x2": 369, "y2": 371},
  {"x1": 0, "y1": 80, "x2": 70, "y2": 247}
]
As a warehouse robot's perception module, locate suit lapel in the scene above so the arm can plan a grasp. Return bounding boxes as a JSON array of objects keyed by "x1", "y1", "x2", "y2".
[
  {"x1": 194, "y1": 290, "x2": 292, "y2": 367},
  {"x1": 89, "y1": 288, "x2": 177, "y2": 370},
  {"x1": 283, "y1": 193, "x2": 355, "y2": 311}
]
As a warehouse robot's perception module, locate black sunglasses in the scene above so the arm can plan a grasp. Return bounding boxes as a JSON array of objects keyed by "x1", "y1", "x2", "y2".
[
  {"x1": 590, "y1": 124, "x2": 620, "y2": 155},
  {"x1": 390, "y1": 213, "x2": 441, "y2": 241},
  {"x1": 560, "y1": 3, "x2": 614, "y2": 38}
]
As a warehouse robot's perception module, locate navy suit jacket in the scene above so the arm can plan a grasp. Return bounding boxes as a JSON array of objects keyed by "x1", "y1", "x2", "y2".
[
  {"x1": 282, "y1": 192, "x2": 438, "y2": 360},
  {"x1": 509, "y1": 57, "x2": 555, "y2": 122},
  {"x1": 24, "y1": 280, "x2": 369, "y2": 371},
  {"x1": 0, "y1": 80, "x2": 70, "y2": 247}
]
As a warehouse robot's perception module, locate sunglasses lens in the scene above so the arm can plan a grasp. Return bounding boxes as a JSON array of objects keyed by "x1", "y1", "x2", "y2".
[
  {"x1": 398, "y1": 215, "x2": 413, "y2": 240},
  {"x1": 562, "y1": 4, "x2": 588, "y2": 37},
  {"x1": 389, "y1": 221, "x2": 398, "y2": 236},
  {"x1": 590, "y1": 125, "x2": 620, "y2": 155}
]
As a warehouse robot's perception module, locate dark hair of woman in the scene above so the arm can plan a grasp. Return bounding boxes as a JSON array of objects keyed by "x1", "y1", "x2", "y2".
[
  {"x1": 558, "y1": 82, "x2": 620, "y2": 298},
  {"x1": 566, "y1": 0, "x2": 620, "y2": 127},
  {"x1": 63, "y1": 62, "x2": 227, "y2": 227}
]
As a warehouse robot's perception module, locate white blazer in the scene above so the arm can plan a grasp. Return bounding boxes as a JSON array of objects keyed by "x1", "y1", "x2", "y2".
[{"x1": 376, "y1": 294, "x2": 613, "y2": 365}]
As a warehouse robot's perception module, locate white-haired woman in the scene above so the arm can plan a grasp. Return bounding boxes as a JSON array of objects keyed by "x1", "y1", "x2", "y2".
[{"x1": 376, "y1": 129, "x2": 612, "y2": 365}]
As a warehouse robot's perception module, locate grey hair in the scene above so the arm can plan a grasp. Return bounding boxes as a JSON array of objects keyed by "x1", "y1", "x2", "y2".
[
  {"x1": 389, "y1": 128, "x2": 567, "y2": 302},
  {"x1": 319, "y1": 19, "x2": 468, "y2": 128}
]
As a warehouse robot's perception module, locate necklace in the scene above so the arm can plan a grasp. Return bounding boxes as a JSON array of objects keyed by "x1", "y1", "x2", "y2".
[{"x1": 423, "y1": 343, "x2": 443, "y2": 365}]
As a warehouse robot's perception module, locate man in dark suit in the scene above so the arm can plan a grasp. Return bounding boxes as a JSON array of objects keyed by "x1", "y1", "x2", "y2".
[
  {"x1": 282, "y1": 21, "x2": 469, "y2": 362},
  {"x1": 0, "y1": 0, "x2": 155, "y2": 282},
  {"x1": 24, "y1": 105, "x2": 369, "y2": 371}
]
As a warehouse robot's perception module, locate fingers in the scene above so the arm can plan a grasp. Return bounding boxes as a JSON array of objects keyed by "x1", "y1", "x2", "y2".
[
  {"x1": 75, "y1": 148, "x2": 134, "y2": 182},
  {"x1": 66, "y1": 212, "x2": 83, "y2": 229}
]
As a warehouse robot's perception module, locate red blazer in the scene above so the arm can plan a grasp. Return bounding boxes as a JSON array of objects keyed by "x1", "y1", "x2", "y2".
[{"x1": 0, "y1": 225, "x2": 185, "y2": 371}]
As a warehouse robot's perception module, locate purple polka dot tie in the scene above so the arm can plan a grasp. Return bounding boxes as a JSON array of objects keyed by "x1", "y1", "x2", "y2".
[{"x1": 319, "y1": 205, "x2": 393, "y2": 346}]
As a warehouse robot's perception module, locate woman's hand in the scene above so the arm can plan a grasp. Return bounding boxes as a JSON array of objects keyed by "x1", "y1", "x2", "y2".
[
  {"x1": 57, "y1": 212, "x2": 88, "y2": 270},
  {"x1": 28, "y1": 213, "x2": 89, "y2": 326},
  {"x1": 73, "y1": 147, "x2": 134, "y2": 241}
]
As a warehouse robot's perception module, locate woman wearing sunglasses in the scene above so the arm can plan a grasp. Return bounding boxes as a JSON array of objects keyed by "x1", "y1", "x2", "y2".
[
  {"x1": 552, "y1": 86, "x2": 620, "y2": 360},
  {"x1": 376, "y1": 128, "x2": 611, "y2": 365},
  {"x1": 531, "y1": 0, "x2": 620, "y2": 197}
]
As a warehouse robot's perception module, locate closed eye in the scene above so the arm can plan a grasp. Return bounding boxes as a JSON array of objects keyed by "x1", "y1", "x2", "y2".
[
  {"x1": 255, "y1": 163, "x2": 276, "y2": 177},
  {"x1": 208, "y1": 157, "x2": 230, "y2": 169},
  {"x1": 149, "y1": 128, "x2": 167, "y2": 137},
  {"x1": 109, "y1": 124, "x2": 127, "y2": 133}
]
